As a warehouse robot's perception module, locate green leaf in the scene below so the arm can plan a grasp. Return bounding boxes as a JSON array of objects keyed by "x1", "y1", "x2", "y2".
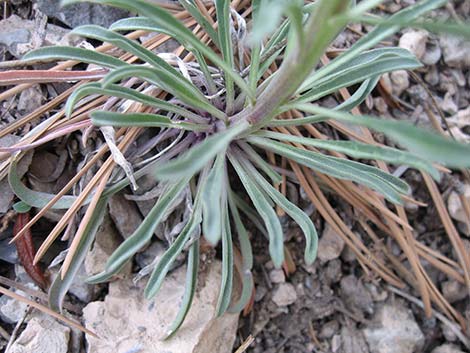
[
  {"x1": 298, "y1": 48, "x2": 421, "y2": 100},
  {"x1": 87, "y1": 179, "x2": 189, "y2": 284},
  {"x1": 72, "y1": 25, "x2": 170, "y2": 68},
  {"x1": 22, "y1": 46, "x2": 127, "y2": 68},
  {"x1": 238, "y1": 157, "x2": 318, "y2": 265},
  {"x1": 49, "y1": 197, "x2": 108, "y2": 312},
  {"x1": 215, "y1": 198, "x2": 234, "y2": 316},
  {"x1": 249, "y1": 0, "x2": 286, "y2": 44},
  {"x1": 177, "y1": 1, "x2": 220, "y2": 47},
  {"x1": 91, "y1": 111, "x2": 207, "y2": 131},
  {"x1": 162, "y1": 239, "x2": 199, "y2": 339},
  {"x1": 293, "y1": 104, "x2": 470, "y2": 168},
  {"x1": 335, "y1": 76, "x2": 380, "y2": 112},
  {"x1": 144, "y1": 198, "x2": 202, "y2": 299},
  {"x1": 248, "y1": 136, "x2": 407, "y2": 204},
  {"x1": 9, "y1": 157, "x2": 79, "y2": 209},
  {"x1": 13, "y1": 201, "x2": 32, "y2": 213},
  {"x1": 215, "y1": 0, "x2": 235, "y2": 113},
  {"x1": 66, "y1": 82, "x2": 204, "y2": 122},
  {"x1": 256, "y1": 130, "x2": 440, "y2": 180},
  {"x1": 302, "y1": 0, "x2": 446, "y2": 85},
  {"x1": 229, "y1": 154, "x2": 284, "y2": 268},
  {"x1": 109, "y1": 17, "x2": 170, "y2": 35},
  {"x1": 154, "y1": 120, "x2": 250, "y2": 181},
  {"x1": 201, "y1": 153, "x2": 226, "y2": 245},
  {"x1": 228, "y1": 190, "x2": 253, "y2": 271},
  {"x1": 237, "y1": 141, "x2": 282, "y2": 184},
  {"x1": 62, "y1": 0, "x2": 255, "y2": 99},
  {"x1": 101, "y1": 64, "x2": 225, "y2": 120}
]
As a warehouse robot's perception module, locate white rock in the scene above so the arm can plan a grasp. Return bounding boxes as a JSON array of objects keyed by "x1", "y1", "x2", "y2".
[
  {"x1": 272, "y1": 283, "x2": 297, "y2": 307},
  {"x1": 269, "y1": 269, "x2": 286, "y2": 284},
  {"x1": 440, "y1": 35, "x2": 470, "y2": 68},
  {"x1": 363, "y1": 301, "x2": 424, "y2": 353},
  {"x1": 421, "y1": 39, "x2": 442, "y2": 66},
  {"x1": 8, "y1": 315, "x2": 70, "y2": 353},
  {"x1": 0, "y1": 283, "x2": 38, "y2": 324},
  {"x1": 390, "y1": 70, "x2": 410, "y2": 96},
  {"x1": 431, "y1": 344, "x2": 465, "y2": 353},
  {"x1": 83, "y1": 261, "x2": 239, "y2": 353},
  {"x1": 441, "y1": 92, "x2": 458, "y2": 115},
  {"x1": 399, "y1": 30, "x2": 428, "y2": 60},
  {"x1": 317, "y1": 225, "x2": 345, "y2": 262}
]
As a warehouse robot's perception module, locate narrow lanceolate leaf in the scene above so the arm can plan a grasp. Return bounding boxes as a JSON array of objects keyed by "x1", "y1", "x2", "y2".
[
  {"x1": 201, "y1": 153, "x2": 226, "y2": 245},
  {"x1": 72, "y1": 25, "x2": 169, "y2": 69},
  {"x1": 301, "y1": 0, "x2": 446, "y2": 85},
  {"x1": 335, "y1": 76, "x2": 380, "y2": 112},
  {"x1": 87, "y1": 179, "x2": 188, "y2": 284},
  {"x1": 215, "y1": 199, "x2": 234, "y2": 316},
  {"x1": 177, "y1": 1, "x2": 219, "y2": 47},
  {"x1": 49, "y1": 197, "x2": 108, "y2": 312},
  {"x1": 91, "y1": 111, "x2": 207, "y2": 131},
  {"x1": 71, "y1": 24, "x2": 219, "y2": 117},
  {"x1": 227, "y1": 191, "x2": 254, "y2": 313},
  {"x1": 110, "y1": 17, "x2": 170, "y2": 34},
  {"x1": 248, "y1": 136, "x2": 407, "y2": 204},
  {"x1": 101, "y1": 64, "x2": 225, "y2": 120},
  {"x1": 237, "y1": 141, "x2": 282, "y2": 184},
  {"x1": 163, "y1": 240, "x2": 199, "y2": 339},
  {"x1": 22, "y1": 46, "x2": 127, "y2": 69},
  {"x1": 228, "y1": 191, "x2": 253, "y2": 271},
  {"x1": 256, "y1": 130, "x2": 440, "y2": 180},
  {"x1": 9, "y1": 157, "x2": 78, "y2": 209},
  {"x1": 144, "y1": 200, "x2": 202, "y2": 299},
  {"x1": 293, "y1": 104, "x2": 470, "y2": 168},
  {"x1": 62, "y1": 0, "x2": 255, "y2": 99},
  {"x1": 215, "y1": 0, "x2": 235, "y2": 113},
  {"x1": 239, "y1": 157, "x2": 318, "y2": 265},
  {"x1": 155, "y1": 120, "x2": 250, "y2": 181},
  {"x1": 297, "y1": 48, "x2": 421, "y2": 101},
  {"x1": 66, "y1": 83, "x2": 203, "y2": 122},
  {"x1": 229, "y1": 154, "x2": 284, "y2": 268}
]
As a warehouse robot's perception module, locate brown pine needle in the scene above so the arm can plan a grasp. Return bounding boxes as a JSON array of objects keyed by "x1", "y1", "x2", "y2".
[{"x1": 0, "y1": 285, "x2": 97, "y2": 338}]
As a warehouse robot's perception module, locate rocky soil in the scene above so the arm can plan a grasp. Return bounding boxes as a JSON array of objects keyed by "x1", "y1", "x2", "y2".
[{"x1": 0, "y1": 1, "x2": 470, "y2": 353}]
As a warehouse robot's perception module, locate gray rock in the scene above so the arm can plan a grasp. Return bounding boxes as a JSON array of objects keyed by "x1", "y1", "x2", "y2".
[
  {"x1": 108, "y1": 194, "x2": 142, "y2": 239},
  {"x1": 272, "y1": 283, "x2": 297, "y2": 306},
  {"x1": 36, "y1": 1, "x2": 131, "y2": 28},
  {"x1": 0, "y1": 14, "x2": 75, "y2": 58},
  {"x1": 68, "y1": 265, "x2": 95, "y2": 303},
  {"x1": 340, "y1": 275, "x2": 374, "y2": 315},
  {"x1": 269, "y1": 269, "x2": 286, "y2": 284},
  {"x1": 7, "y1": 315, "x2": 70, "y2": 353},
  {"x1": 317, "y1": 225, "x2": 345, "y2": 262},
  {"x1": 399, "y1": 30, "x2": 428, "y2": 60},
  {"x1": 17, "y1": 86, "x2": 43, "y2": 115},
  {"x1": 431, "y1": 344, "x2": 466, "y2": 353},
  {"x1": 0, "y1": 238, "x2": 17, "y2": 264},
  {"x1": 363, "y1": 301, "x2": 424, "y2": 353},
  {"x1": 440, "y1": 35, "x2": 470, "y2": 68},
  {"x1": 340, "y1": 326, "x2": 369, "y2": 353},
  {"x1": 84, "y1": 214, "x2": 129, "y2": 277},
  {"x1": 83, "y1": 261, "x2": 239, "y2": 353},
  {"x1": 442, "y1": 280, "x2": 467, "y2": 303}
]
